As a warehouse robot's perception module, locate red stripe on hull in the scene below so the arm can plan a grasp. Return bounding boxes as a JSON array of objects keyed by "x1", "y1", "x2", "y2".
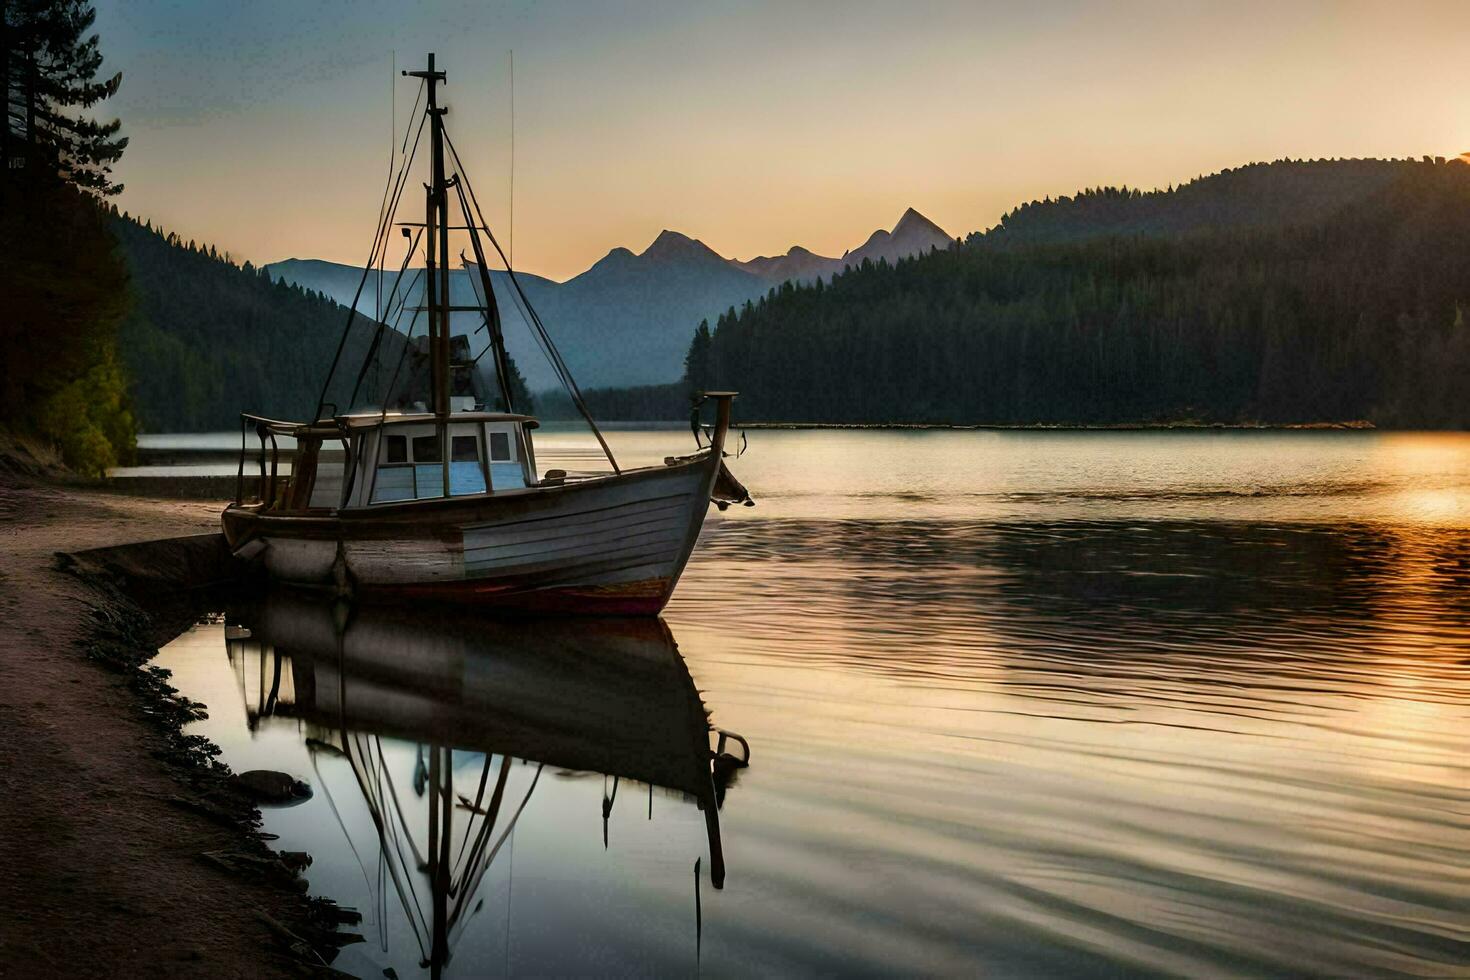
[{"x1": 356, "y1": 576, "x2": 673, "y2": 616}]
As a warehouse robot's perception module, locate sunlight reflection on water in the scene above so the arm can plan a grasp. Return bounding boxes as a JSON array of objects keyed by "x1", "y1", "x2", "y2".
[
  {"x1": 154, "y1": 429, "x2": 1469, "y2": 976},
  {"x1": 662, "y1": 511, "x2": 1469, "y2": 976}
]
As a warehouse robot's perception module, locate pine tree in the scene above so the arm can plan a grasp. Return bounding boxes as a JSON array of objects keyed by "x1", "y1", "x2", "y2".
[
  {"x1": 500, "y1": 352, "x2": 534, "y2": 415},
  {"x1": 1, "y1": 1, "x2": 134, "y2": 472},
  {"x1": 3, "y1": 0, "x2": 126, "y2": 194},
  {"x1": 1, "y1": 2, "x2": 10, "y2": 170},
  {"x1": 683, "y1": 319, "x2": 712, "y2": 391}
]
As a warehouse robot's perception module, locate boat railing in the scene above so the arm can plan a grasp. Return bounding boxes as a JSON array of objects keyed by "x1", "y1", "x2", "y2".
[
  {"x1": 236, "y1": 415, "x2": 274, "y2": 507},
  {"x1": 714, "y1": 728, "x2": 751, "y2": 767},
  {"x1": 235, "y1": 413, "x2": 327, "y2": 508}
]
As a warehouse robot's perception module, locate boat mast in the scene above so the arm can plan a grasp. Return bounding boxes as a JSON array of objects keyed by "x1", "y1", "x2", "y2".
[{"x1": 406, "y1": 53, "x2": 451, "y2": 418}]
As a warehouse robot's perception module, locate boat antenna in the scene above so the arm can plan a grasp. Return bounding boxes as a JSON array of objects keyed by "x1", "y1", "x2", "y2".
[
  {"x1": 378, "y1": 49, "x2": 393, "y2": 323},
  {"x1": 509, "y1": 48, "x2": 514, "y2": 270}
]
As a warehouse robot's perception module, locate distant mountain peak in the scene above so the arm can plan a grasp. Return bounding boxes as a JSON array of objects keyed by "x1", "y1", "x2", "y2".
[
  {"x1": 836, "y1": 208, "x2": 952, "y2": 268},
  {"x1": 646, "y1": 229, "x2": 694, "y2": 250},
  {"x1": 732, "y1": 240, "x2": 843, "y2": 284},
  {"x1": 640, "y1": 230, "x2": 727, "y2": 264},
  {"x1": 893, "y1": 207, "x2": 948, "y2": 240}
]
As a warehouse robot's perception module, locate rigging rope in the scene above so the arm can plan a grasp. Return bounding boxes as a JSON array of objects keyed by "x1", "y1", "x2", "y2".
[
  {"x1": 312, "y1": 93, "x2": 427, "y2": 422},
  {"x1": 337, "y1": 236, "x2": 425, "y2": 502},
  {"x1": 378, "y1": 305, "x2": 425, "y2": 414},
  {"x1": 347, "y1": 231, "x2": 422, "y2": 410},
  {"x1": 321, "y1": 80, "x2": 623, "y2": 480},
  {"x1": 453, "y1": 179, "x2": 517, "y2": 413},
  {"x1": 375, "y1": 57, "x2": 401, "y2": 322},
  {"x1": 463, "y1": 253, "x2": 560, "y2": 390},
  {"x1": 373, "y1": 227, "x2": 433, "y2": 416},
  {"x1": 443, "y1": 129, "x2": 621, "y2": 472},
  {"x1": 451, "y1": 762, "x2": 542, "y2": 946}
]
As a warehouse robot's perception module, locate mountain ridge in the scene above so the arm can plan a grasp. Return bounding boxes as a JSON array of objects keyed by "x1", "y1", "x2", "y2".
[
  {"x1": 732, "y1": 208, "x2": 953, "y2": 284},
  {"x1": 119, "y1": 158, "x2": 1467, "y2": 428},
  {"x1": 267, "y1": 208, "x2": 949, "y2": 390}
]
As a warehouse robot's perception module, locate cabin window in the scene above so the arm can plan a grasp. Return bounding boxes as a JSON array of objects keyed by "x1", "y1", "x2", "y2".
[
  {"x1": 367, "y1": 424, "x2": 504, "y2": 502},
  {"x1": 449, "y1": 429, "x2": 486, "y2": 496},
  {"x1": 487, "y1": 425, "x2": 527, "y2": 490},
  {"x1": 452, "y1": 436, "x2": 478, "y2": 461},
  {"x1": 371, "y1": 427, "x2": 450, "y2": 503},
  {"x1": 407, "y1": 433, "x2": 441, "y2": 499}
]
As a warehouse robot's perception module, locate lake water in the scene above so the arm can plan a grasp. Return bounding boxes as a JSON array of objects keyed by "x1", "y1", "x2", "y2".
[{"x1": 153, "y1": 428, "x2": 1470, "y2": 977}]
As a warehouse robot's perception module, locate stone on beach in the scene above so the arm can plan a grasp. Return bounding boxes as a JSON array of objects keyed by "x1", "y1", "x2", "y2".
[{"x1": 233, "y1": 770, "x2": 312, "y2": 805}]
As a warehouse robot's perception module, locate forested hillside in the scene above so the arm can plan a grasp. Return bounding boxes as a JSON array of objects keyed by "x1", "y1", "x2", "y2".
[
  {"x1": 684, "y1": 158, "x2": 1470, "y2": 427},
  {"x1": 1, "y1": 177, "x2": 136, "y2": 472},
  {"x1": 983, "y1": 158, "x2": 1418, "y2": 247},
  {"x1": 112, "y1": 213, "x2": 397, "y2": 430},
  {"x1": 2, "y1": 0, "x2": 135, "y2": 474}
]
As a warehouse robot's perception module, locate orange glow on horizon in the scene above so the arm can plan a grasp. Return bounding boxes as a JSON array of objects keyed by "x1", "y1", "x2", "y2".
[{"x1": 96, "y1": 1, "x2": 1470, "y2": 281}]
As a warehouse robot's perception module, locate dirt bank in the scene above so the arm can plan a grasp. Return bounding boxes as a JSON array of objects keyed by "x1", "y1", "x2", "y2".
[{"x1": 0, "y1": 473, "x2": 346, "y2": 978}]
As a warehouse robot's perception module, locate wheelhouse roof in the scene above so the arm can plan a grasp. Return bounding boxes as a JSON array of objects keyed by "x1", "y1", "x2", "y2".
[
  {"x1": 335, "y1": 412, "x2": 540, "y2": 430},
  {"x1": 243, "y1": 411, "x2": 539, "y2": 438}
]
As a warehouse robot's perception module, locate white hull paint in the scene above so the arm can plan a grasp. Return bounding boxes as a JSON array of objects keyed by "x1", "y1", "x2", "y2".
[{"x1": 254, "y1": 458, "x2": 714, "y2": 608}]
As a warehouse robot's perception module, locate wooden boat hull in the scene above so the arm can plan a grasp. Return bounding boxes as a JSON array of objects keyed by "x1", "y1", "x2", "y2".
[{"x1": 221, "y1": 452, "x2": 720, "y2": 615}]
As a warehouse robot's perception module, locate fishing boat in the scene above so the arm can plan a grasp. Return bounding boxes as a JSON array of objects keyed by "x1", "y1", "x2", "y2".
[{"x1": 220, "y1": 54, "x2": 750, "y2": 614}]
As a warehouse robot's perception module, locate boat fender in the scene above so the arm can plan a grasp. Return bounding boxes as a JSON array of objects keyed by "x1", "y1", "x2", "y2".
[
  {"x1": 232, "y1": 538, "x2": 267, "y2": 562},
  {"x1": 330, "y1": 540, "x2": 354, "y2": 599}
]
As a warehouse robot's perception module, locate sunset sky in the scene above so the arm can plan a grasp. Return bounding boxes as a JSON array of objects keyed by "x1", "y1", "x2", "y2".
[{"x1": 96, "y1": 0, "x2": 1470, "y2": 281}]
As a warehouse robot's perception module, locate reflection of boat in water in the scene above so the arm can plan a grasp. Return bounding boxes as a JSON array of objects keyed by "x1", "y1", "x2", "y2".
[{"x1": 225, "y1": 592, "x2": 748, "y2": 976}]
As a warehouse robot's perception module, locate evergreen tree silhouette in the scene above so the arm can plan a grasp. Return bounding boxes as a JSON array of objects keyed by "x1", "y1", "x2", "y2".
[
  {"x1": 683, "y1": 319, "x2": 712, "y2": 391},
  {"x1": 2, "y1": 0, "x2": 126, "y2": 194},
  {"x1": 0, "y1": 0, "x2": 133, "y2": 473}
]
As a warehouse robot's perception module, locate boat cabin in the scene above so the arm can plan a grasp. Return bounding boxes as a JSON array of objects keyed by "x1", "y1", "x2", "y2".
[{"x1": 238, "y1": 411, "x2": 543, "y2": 513}]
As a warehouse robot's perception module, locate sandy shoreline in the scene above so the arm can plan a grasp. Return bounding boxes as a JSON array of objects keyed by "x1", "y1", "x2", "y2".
[{"x1": 0, "y1": 473, "x2": 345, "y2": 977}]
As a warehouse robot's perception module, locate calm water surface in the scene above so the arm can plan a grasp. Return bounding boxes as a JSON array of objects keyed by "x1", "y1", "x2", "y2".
[{"x1": 155, "y1": 429, "x2": 1470, "y2": 977}]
